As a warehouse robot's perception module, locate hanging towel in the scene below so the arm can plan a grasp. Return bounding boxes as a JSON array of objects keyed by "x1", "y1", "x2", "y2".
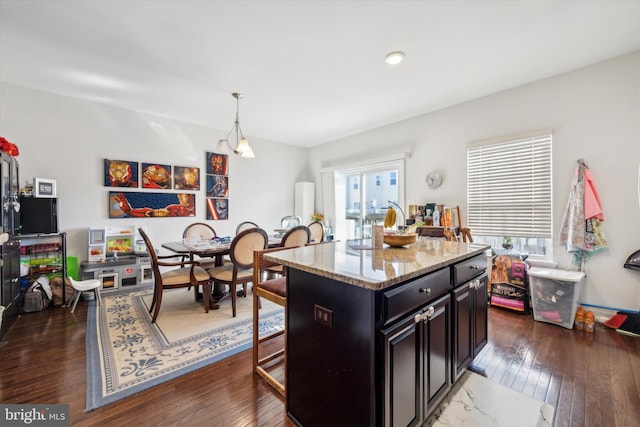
[
  {"x1": 584, "y1": 168, "x2": 604, "y2": 220},
  {"x1": 559, "y1": 160, "x2": 586, "y2": 253},
  {"x1": 559, "y1": 159, "x2": 607, "y2": 270}
]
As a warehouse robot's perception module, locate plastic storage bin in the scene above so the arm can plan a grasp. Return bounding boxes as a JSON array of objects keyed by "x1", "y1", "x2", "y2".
[{"x1": 528, "y1": 267, "x2": 585, "y2": 329}]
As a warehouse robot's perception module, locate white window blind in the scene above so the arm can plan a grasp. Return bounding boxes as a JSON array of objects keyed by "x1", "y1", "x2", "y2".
[{"x1": 467, "y1": 133, "x2": 552, "y2": 238}]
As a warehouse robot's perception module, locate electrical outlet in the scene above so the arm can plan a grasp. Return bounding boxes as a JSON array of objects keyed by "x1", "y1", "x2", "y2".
[{"x1": 314, "y1": 304, "x2": 333, "y2": 328}]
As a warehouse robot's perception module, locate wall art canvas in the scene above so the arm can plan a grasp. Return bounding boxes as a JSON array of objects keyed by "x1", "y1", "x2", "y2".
[
  {"x1": 104, "y1": 159, "x2": 138, "y2": 187},
  {"x1": 141, "y1": 163, "x2": 172, "y2": 189},
  {"x1": 206, "y1": 175, "x2": 229, "y2": 198},
  {"x1": 206, "y1": 198, "x2": 228, "y2": 220},
  {"x1": 109, "y1": 192, "x2": 195, "y2": 218},
  {"x1": 207, "y1": 152, "x2": 229, "y2": 176},
  {"x1": 174, "y1": 166, "x2": 200, "y2": 191}
]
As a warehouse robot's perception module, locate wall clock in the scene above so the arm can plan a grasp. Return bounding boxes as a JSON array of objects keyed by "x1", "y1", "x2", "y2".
[{"x1": 426, "y1": 171, "x2": 442, "y2": 189}]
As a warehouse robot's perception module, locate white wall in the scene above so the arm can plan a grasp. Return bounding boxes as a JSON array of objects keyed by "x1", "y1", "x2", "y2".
[
  {"x1": 0, "y1": 83, "x2": 309, "y2": 260},
  {"x1": 2, "y1": 53, "x2": 639, "y2": 311},
  {"x1": 310, "y1": 52, "x2": 640, "y2": 312}
]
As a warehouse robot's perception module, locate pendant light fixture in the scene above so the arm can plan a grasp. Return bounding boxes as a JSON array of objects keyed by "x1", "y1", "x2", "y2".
[{"x1": 216, "y1": 92, "x2": 255, "y2": 158}]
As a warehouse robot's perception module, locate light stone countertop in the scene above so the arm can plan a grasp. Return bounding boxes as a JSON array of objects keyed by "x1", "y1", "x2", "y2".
[{"x1": 264, "y1": 239, "x2": 490, "y2": 291}]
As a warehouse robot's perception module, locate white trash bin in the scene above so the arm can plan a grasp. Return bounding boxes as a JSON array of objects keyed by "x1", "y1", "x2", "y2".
[{"x1": 528, "y1": 267, "x2": 586, "y2": 329}]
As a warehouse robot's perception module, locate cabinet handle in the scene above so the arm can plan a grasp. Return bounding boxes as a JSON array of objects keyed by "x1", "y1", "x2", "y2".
[
  {"x1": 425, "y1": 306, "x2": 435, "y2": 321},
  {"x1": 469, "y1": 265, "x2": 479, "y2": 270},
  {"x1": 414, "y1": 313, "x2": 422, "y2": 324},
  {"x1": 419, "y1": 287, "x2": 432, "y2": 295}
]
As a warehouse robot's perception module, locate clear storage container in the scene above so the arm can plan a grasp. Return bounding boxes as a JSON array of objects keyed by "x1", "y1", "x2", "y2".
[{"x1": 528, "y1": 267, "x2": 585, "y2": 329}]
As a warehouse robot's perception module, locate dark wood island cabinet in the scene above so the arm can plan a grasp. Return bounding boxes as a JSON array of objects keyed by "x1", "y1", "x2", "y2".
[{"x1": 265, "y1": 239, "x2": 489, "y2": 427}]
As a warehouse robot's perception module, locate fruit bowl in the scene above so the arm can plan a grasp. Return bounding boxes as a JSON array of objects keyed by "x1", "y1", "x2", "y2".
[{"x1": 383, "y1": 233, "x2": 417, "y2": 247}]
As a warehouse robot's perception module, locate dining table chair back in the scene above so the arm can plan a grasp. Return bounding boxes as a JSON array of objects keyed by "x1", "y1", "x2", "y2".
[
  {"x1": 266, "y1": 225, "x2": 310, "y2": 276},
  {"x1": 307, "y1": 221, "x2": 325, "y2": 243},
  {"x1": 280, "y1": 215, "x2": 302, "y2": 229},
  {"x1": 280, "y1": 225, "x2": 311, "y2": 248},
  {"x1": 208, "y1": 227, "x2": 269, "y2": 317},
  {"x1": 182, "y1": 222, "x2": 218, "y2": 269},
  {"x1": 236, "y1": 221, "x2": 259, "y2": 235},
  {"x1": 139, "y1": 228, "x2": 211, "y2": 323},
  {"x1": 183, "y1": 222, "x2": 217, "y2": 240}
]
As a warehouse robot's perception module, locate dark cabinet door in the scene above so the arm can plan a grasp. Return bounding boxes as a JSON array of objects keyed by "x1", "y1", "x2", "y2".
[
  {"x1": 452, "y1": 273, "x2": 488, "y2": 381},
  {"x1": 473, "y1": 274, "x2": 489, "y2": 355},
  {"x1": 422, "y1": 293, "x2": 451, "y2": 414},
  {"x1": 382, "y1": 313, "x2": 421, "y2": 427},
  {"x1": 453, "y1": 282, "x2": 473, "y2": 381}
]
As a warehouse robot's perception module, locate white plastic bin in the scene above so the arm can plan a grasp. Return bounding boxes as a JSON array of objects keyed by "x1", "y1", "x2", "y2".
[{"x1": 528, "y1": 267, "x2": 585, "y2": 329}]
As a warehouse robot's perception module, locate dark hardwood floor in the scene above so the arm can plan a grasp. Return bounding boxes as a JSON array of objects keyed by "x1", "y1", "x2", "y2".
[{"x1": 1, "y1": 302, "x2": 639, "y2": 426}]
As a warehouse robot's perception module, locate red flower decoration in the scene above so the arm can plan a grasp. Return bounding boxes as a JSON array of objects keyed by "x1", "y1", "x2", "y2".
[{"x1": 0, "y1": 137, "x2": 19, "y2": 156}]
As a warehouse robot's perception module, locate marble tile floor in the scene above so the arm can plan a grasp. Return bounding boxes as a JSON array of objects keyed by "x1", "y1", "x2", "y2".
[{"x1": 425, "y1": 370, "x2": 555, "y2": 427}]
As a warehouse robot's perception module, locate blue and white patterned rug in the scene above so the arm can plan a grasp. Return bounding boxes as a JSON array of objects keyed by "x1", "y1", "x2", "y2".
[{"x1": 85, "y1": 287, "x2": 284, "y2": 412}]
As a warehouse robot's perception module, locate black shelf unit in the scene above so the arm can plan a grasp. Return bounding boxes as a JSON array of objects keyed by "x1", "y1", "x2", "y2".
[{"x1": 18, "y1": 232, "x2": 67, "y2": 303}]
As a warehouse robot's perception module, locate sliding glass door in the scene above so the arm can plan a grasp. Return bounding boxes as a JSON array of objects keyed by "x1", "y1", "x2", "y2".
[{"x1": 334, "y1": 160, "x2": 403, "y2": 240}]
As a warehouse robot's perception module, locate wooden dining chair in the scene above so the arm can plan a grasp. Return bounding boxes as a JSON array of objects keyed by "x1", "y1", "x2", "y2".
[
  {"x1": 208, "y1": 227, "x2": 269, "y2": 317},
  {"x1": 236, "y1": 221, "x2": 259, "y2": 235},
  {"x1": 139, "y1": 228, "x2": 211, "y2": 323},
  {"x1": 443, "y1": 228, "x2": 458, "y2": 242},
  {"x1": 266, "y1": 225, "x2": 310, "y2": 276},
  {"x1": 308, "y1": 221, "x2": 325, "y2": 243},
  {"x1": 183, "y1": 222, "x2": 217, "y2": 240},
  {"x1": 280, "y1": 215, "x2": 302, "y2": 229},
  {"x1": 182, "y1": 222, "x2": 219, "y2": 269},
  {"x1": 459, "y1": 227, "x2": 474, "y2": 243},
  {"x1": 252, "y1": 246, "x2": 291, "y2": 396}
]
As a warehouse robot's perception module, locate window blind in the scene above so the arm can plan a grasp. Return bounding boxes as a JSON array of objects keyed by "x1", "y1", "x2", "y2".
[{"x1": 467, "y1": 133, "x2": 552, "y2": 238}]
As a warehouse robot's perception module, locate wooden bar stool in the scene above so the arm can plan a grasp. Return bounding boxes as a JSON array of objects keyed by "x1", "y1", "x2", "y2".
[{"x1": 252, "y1": 246, "x2": 291, "y2": 396}]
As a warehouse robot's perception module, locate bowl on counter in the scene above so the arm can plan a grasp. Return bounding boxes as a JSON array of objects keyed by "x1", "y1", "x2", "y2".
[{"x1": 383, "y1": 233, "x2": 417, "y2": 247}]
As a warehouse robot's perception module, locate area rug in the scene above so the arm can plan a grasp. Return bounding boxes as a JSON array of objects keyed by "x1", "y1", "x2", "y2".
[
  {"x1": 85, "y1": 287, "x2": 283, "y2": 412},
  {"x1": 425, "y1": 370, "x2": 555, "y2": 426}
]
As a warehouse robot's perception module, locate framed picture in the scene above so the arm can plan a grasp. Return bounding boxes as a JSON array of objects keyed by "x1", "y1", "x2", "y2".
[
  {"x1": 109, "y1": 192, "x2": 195, "y2": 218},
  {"x1": 206, "y1": 175, "x2": 229, "y2": 198},
  {"x1": 141, "y1": 163, "x2": 172, "y2": 189},
  {"x1": 207, "y1": 152, "x2": 229, "y2": 176},
  {"x1": 34, "y1": 178, "x2": 56, "y2": 198},
  {"x1": 206, "y1": 198, "x2": 228, "y2": 220},
  {"x1": 104, "y1": 159, "x2": 138, "y2": 187},
  {"x1": 174, "y1": 166, "x2": 200, "y2": 190}
]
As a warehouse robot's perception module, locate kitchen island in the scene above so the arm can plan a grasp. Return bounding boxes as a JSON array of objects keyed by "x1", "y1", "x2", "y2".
[{"x1": 265, "y1": 239, "x2": 490, "y2": 427}]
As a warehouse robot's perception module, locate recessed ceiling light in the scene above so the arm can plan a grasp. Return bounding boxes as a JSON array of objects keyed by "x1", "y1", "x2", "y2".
[{"x1": 385, "y1": 51, "x2": 405, "y2": 65}]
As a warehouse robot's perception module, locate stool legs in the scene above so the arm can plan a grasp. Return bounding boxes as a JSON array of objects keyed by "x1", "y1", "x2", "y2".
[{"x1": 69, "y1": 290, "x2": 81, "y2": 313}]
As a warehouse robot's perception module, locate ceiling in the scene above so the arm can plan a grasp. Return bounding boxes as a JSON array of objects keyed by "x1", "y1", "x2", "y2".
[{"x1": 1, "y1": 1, "x2": 639, "y2": 148}]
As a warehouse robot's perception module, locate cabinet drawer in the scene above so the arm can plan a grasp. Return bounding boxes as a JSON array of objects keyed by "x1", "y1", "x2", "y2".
[
  {"x1": 453, "y1": 254, "x2": 487, "y2": 286},
  {"x1": 383, "y1": 267, "x2": 450, "y2": 324}
]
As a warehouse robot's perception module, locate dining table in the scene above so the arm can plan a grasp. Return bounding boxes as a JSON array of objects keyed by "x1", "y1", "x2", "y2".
[{"x1": 161, "y1": 235, "x2": 283, "y2": 309}]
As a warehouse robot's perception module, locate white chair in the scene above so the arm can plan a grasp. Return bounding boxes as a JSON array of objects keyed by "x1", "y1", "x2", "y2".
[{"x1": 68, "y1": 277, "x2": 102, "y2": 313}]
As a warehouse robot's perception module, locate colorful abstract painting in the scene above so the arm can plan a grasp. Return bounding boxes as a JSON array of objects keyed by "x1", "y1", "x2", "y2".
[
  {"x1": 104, "y1": 159, "x2": 138, "y2": 188},
  {"x1": 109, "y1": 192, "x2": 195, "y2": 218},
  {"x1": 206, "y1": 198, "x2": 228, "y2": 220},
  {"x1": 206, "y1": 175, "x2": 228, "y2": 198},
  {"x1": 141, "y1": 163, "x2": 172, "y2": 189},
  {"x1": 174, "y1": 166, "x2": 200, "y2": 190},
  {"x1": 206, "y1": 152, "x2": 229, "y2": 176}
]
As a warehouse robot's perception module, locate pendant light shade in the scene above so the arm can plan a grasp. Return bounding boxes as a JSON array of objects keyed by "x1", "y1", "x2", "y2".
[{"x1": 217, "y1": 92, "x2": 255, "y2": 158}]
